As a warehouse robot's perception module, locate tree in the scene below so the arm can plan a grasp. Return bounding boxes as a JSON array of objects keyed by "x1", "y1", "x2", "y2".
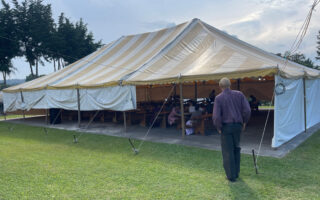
[
  {"x1": 13, "y1": 0, "x2": 54, "y2": 76},
  {"x1": 46, "y1": 13, "x2": 102, "y2": 71},
  {"x1": 0, "y1": 0, "x2": 20, "y2": 84},
  {"x1": 0, "y1": 60, "x2": 16, "y2": 85},
  {"x1": 277, "y1": 51, "x2": 315, "y2": 68}
]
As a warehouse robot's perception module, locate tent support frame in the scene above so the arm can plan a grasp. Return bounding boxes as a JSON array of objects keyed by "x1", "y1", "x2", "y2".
[
  {"x1": 20, "y1": 91, "x2": 25, "y2": 120},
  {"x1": 179, "y1": 82, "x2": 185, "y2": 138},
  {"x1": 123, "y1": 111, "x2": 127, "y2": 132},
  {"x1": 45, "y1": 109, "x2": 49, "y2": 125},
  {"x1": 194, "y1": 81, "x2": 197, "y2": 100},
  {"x1": 77, "y1": 88, "x2": 81, "y2": 128},
  {"x1": 303, "y1": 78, "x2": 307, "y2": 132}
]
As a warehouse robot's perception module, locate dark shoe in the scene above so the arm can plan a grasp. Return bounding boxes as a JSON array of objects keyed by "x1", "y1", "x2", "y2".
[{"x1": 226, "y1": 177, "x2": 236, "y2": 182}]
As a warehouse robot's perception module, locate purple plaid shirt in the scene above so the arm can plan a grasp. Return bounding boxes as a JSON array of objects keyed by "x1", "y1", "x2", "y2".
[{"x1": 212, "y1": 88, "x2": 251, "y2": 131}]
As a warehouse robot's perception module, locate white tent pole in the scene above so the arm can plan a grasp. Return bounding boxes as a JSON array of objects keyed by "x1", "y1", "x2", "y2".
[
  {"x1": 77, "y1": 88, "x2": 81, "y2": 128},
  {"x1": 303, "y1": 78, "x2": 307, "y2": 132}
]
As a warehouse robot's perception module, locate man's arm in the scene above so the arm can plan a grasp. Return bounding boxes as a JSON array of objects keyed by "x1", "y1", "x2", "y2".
[
  {"x1": 241, "y1": 93, "x2": 251, "y2": 124},
  {"x1": 212, "y1": 98, "x2": 222, "y2": 133}
]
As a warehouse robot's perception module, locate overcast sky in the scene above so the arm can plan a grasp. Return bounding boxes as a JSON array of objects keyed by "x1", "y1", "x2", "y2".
[{"x1": 6, "y1": 0, "x2": 320, "y2": 80}]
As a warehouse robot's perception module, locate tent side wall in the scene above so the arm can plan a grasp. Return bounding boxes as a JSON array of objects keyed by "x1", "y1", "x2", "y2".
[
  {"x1": 306, "y1": 79, "x2": 320, "y2": 128},
  {"x1": 273, "y1": 75, "x2": 305, "y2": 148},
  {"x1": 3, "y1": 85, "x2": 137, "y2": 112}
]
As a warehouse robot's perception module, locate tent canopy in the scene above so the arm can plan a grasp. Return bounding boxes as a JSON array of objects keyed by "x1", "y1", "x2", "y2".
[{"x1": 4, "y1": 18, "x2": 320, "y2": 93}]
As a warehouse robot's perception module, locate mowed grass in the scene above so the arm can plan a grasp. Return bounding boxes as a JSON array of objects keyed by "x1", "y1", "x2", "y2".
[{"x1": 0, "y1": 122, "x2": 319, "y2": 199}]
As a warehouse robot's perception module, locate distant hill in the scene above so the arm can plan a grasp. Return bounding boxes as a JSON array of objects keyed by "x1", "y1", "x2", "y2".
[{"x1": 0, "y1": 79, "x2": 25, "y2": 86}]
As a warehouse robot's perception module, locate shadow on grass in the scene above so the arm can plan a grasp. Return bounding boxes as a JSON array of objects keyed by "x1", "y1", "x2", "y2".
[{"x1": 229, "y1": 178, "x2": 261, "y2": 200}]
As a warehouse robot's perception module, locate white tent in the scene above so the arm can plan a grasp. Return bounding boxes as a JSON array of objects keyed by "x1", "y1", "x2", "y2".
[{"x1": 3, "y1": 18, "x2": 320, "y2": 147}]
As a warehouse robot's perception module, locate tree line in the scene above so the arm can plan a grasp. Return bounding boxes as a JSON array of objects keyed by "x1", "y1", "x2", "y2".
[{"x1": 0, "y1": 0, "x2": 102, "y2": 85}]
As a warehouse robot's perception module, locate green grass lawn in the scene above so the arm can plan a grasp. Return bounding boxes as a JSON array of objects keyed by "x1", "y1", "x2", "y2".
[{"x1": 0, "y1": 122, "x2": 319, "y2": 199}]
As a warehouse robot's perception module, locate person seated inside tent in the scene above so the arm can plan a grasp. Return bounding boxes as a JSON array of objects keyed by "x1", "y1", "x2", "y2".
[
  {"x1": 199, "y1": 104, "x2": 206, "y2": 114},
  {"x1": 248, "y1": 94, "x2": 260, "y2": 111},
  {"x1": 185, "y1": 105, "x2": 203, "y2": 135},
  {"x1": 205, "y1": 99, "x2": 214, "y2": 114},
  {"x1": 188, "y1": 101, "x2": 196, "y2": 114},
  {"x1": 209, "y1": 89, "x2": 216, "y2": 103},
  {"x1": 168, "y1": 104, "x2": 180, "y2": 126}
]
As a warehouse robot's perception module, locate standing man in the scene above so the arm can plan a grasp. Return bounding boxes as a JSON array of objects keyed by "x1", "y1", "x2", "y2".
[{"x1": 212, "y1": 77, "x2": 251, "y2": 182}]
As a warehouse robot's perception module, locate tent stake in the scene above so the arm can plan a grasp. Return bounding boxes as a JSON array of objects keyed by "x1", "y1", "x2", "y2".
[
  {"x1": 252, "y1": 149, "x2": 259, "y2": 174},
  {"x1": 128, "y1": 138, "x2": 139, "y2": 154}
]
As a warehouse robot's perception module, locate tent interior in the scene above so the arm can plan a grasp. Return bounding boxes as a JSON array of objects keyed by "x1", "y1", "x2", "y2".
[{"x1": 5, "y1": 76, "x2": 275, "y2": 150}]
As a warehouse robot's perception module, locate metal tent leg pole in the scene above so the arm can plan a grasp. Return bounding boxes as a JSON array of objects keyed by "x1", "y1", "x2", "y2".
[
  {"x1": 20, "y1": 91, "x2": 25, "y2": 120},
  {"x1": 194, "y1": 81, "x2": 197, "y2": 101},
  {"x1": 123, "y1": 111, "x2": 127, "y2": 132},
  {"x1": 77, "y1": 88, "x2": 81, "y2": 128},
  {"x1": 179, "y1": 83, "x2": 185, "y2": 138},
  {"x1": 45, "y1": 109, "x2": 49, "y2": 125},
  {"x1": 303, "y1": 78, "x2": 307, "y2": 132}
]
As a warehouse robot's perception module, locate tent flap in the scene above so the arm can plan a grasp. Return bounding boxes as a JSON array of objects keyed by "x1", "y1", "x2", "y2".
[{"x1": 3, "y1": 86, "x2": 136, "y2": 112}]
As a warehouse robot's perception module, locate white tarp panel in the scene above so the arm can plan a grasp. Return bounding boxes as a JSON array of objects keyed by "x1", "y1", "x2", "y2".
[
  {"x1": 3, "y1": 85, "x2": 136, "y2": 112},
  {"x1": 273, "y1": 75, "x2": 305, "y2": 148},
  {"x1": 306, "y1": 79, "x2": 320, "y2": 128}
]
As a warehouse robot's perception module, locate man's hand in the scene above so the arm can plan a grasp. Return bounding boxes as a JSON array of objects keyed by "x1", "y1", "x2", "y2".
[
  {"x1": 242, "y1": 123, "x2": 246, "y2": 132},
  {"x1": 218, "y1": 129, "x2": 221, "y2": 134}
]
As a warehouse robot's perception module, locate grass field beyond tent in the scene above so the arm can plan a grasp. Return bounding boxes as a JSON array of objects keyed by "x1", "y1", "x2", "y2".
[{"x1": 0, "y1": 122, "x2": 319, "y2": 199}]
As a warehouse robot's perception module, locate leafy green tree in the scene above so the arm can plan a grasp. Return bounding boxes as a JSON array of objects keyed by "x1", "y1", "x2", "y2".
[
  {"x1": 13, "y1": 0, "x2": 54, "y2": 76},
  {"x1": 277, "y1": 52, "x2": 315, "y2": 68},
  {"x1": 54, "y1": 14, "x2": 102, "y2": 68},
  {"x1": 0, "y1": 60, "x2": 16, "y2": 85},
  {"x1": 46, "y1": 13, "x2": 102, "y2": 71},
  {"x1": 0, "y1": 0, "x2": 20, "y2": 85}
]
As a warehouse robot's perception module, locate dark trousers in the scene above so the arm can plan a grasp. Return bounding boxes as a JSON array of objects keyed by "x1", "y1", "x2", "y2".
[{"x1": 220, "y1": 123, "x2": 242, "y2": 180}]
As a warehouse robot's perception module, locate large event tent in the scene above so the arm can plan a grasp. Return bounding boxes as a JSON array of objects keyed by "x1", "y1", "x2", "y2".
[{"x1": 3, "y1": 18, "x2": 320, "y2": 148}]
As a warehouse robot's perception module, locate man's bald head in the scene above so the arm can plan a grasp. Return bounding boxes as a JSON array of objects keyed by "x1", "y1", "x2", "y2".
[{"x1": 219, "y1": 77, "x2": 231, "y2": 89}]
